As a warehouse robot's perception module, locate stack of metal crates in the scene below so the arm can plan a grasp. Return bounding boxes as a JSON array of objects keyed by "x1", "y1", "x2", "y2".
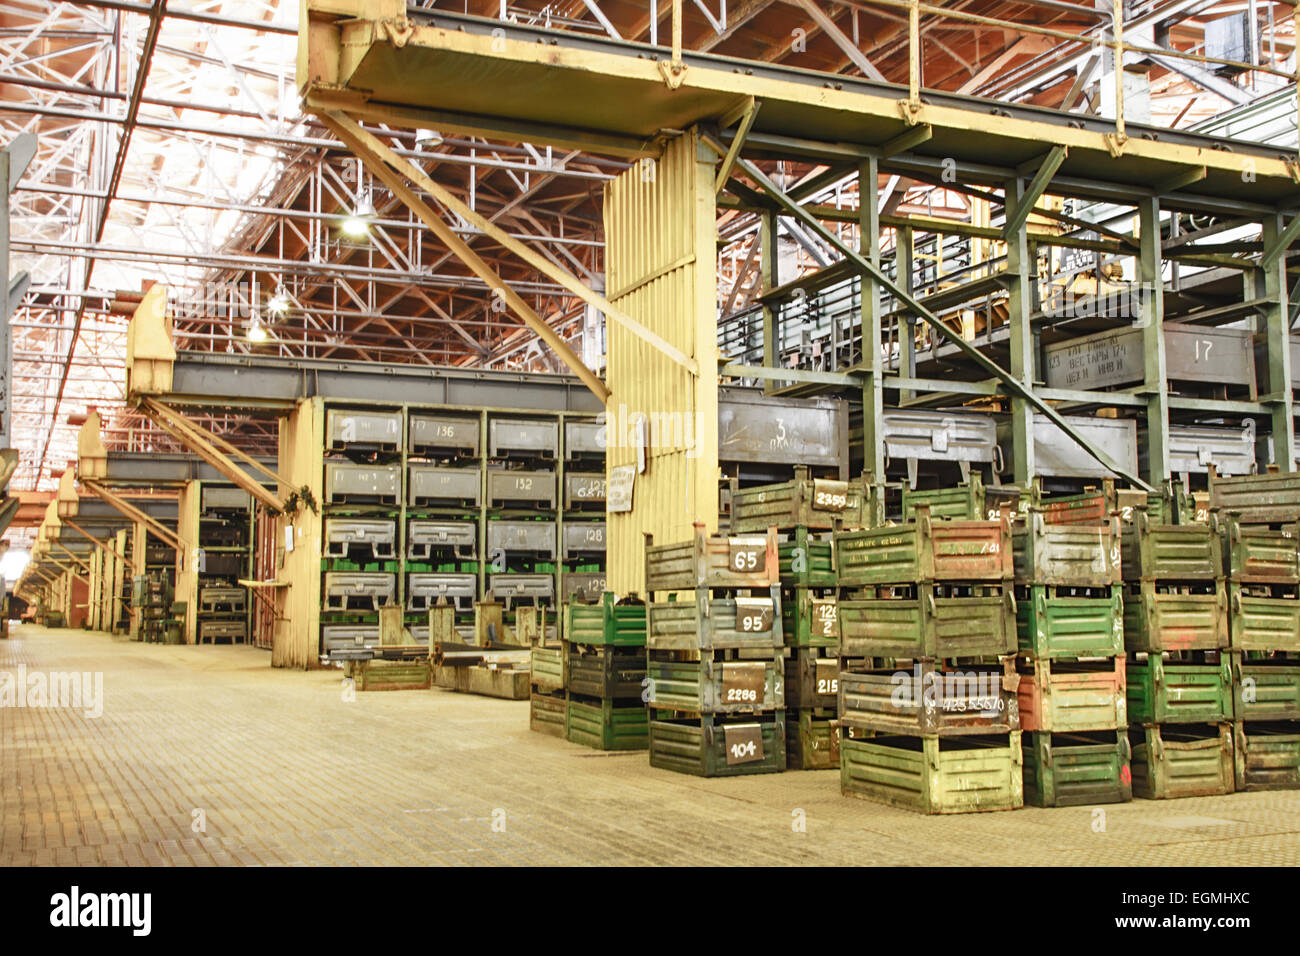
[
  {"x1": 729, "y1": 467, "x2": 870, "y2": 769},
  {"x1": 563, "y1": 592, "x2": 648, "y2": 750},
  {"x1": 529, "y1": 638, "x2": 567, "y2": 737},
  {"x1": 645, "y1": 526, "x2": 787, "y2": 776},
  {"x1": 196, "y1": 486, "x2": 252, "y2": 645},
  {"x1": 1013, "y1": 508, "x2": 1131, "y2": 807},
  {"x1": 1121, "y1": 508, "x2": 1235, "y2": 798},
  {"x1": 835, "y1": 505, "x2": 1023, "y2": 814},
  {"x1": 321, "y1": 408, "x2": 403, "y2": 656},
  {"x1": 1211, "y1": 469, "x2": 1300, "y2": 791}
]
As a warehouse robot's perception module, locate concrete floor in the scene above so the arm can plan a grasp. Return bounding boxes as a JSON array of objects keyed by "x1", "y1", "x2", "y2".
[{"x1": 2, "y1": 623, "x2": 1298, "y2": 866}]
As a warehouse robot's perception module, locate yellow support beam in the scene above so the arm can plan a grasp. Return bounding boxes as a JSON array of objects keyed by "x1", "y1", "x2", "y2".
[
  {"x1": 81, "y1": 479, "x2": 186, "y2": 553},
  {"x1": 62, "y1": 517, "x2": 139, "y2": 574}
]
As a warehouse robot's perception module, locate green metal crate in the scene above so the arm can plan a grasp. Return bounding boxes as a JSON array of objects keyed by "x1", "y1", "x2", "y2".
[
  {"x1": 1017, "y1": 657, "x2": 1127, "y2": 733},
  {"x1": 1209, "y1": 469, "x2": 1300, "y2": 526},
  {"x1": 565, "y1": 696, "x2": 648, "y2": 751},
  {"x1": 1229, "y1": 585, "x2": 1300, "y2": 654},
  {"x1": 730, "y1": 470, "x2": 868, "y2": 533},
  {"x1": 530, "y1": 690, "x2": 567, "y2": 738},
  {"x1": 566, "y1": 643, "x2": 646, "y2": 700},
  {"x1": 840, "y1": 732, "x2": 1024, "y2": 814},
  {"x1": 1129, "y1": 723, "x2": 1235, "y2": 799},
  {"x1": 1127, "y1": 656, "x2": 1232, "y2": 725},
  {"x1": 1017, "y1": 585, "x2": 1123, "y2": 660},
  {"x1": 839, "y1": 585, "x2": 1016, "y2": 660},
  {"x1": 1012, "y1": 513, "x2": 1121, "y2": 588},
  {"x1": 1232, "y1": 655, "x2": 1300, "y2": 721},
  {"x1": 343, "y1": 659, "x2": 432, "y2": 692},
  {"x1": 565, "y1": 591, "x2": 646, "y2": 646},
  {"x1": 786, "y1": 710, "x2": 839, "y2": 771},
  {"x1": 835, "y1": 514, "x2": 1012, "y2": 587},
  {"x1": 901, "y1": 477, "x2": 991, "y2": 522},
  {"x1": 784, "y1": 648, "x2": 840, "y2": 710},
  {"x1": 530, "y1": 645, "x2": 564, "y2": 694},
  {"x1": 648, "y1": 713, "x2": 786, "y2": 777},
  {"x1": 1225, "y1": 519, "x2": 1299, "y2": 584},
  {"x1": 1022, "y1": 730, "x2": 1132, "y2": 808},
  {"x1": 646, "y1": 655, "x2": 783, "y2": 714},
  {"x1": 1122, "y1": 582, "x2": 1228, "y2": 653},
  {"x1": 1120, "y1": 513, "x2": 1222, "y2": 582},
  {"x1": 778, "y1": 528, "x2": 836, "y2": 589},
  {"x1": 781, "y1": 589, "x2": 838, "y2": 649},
  {"x1": 647, "y1": 594, "x2": 784, "y2": 652},
  {"x1": 838, "y1": 660, "x2": 1019, "y2": 736},
  {"x1": 1233, "y1": 720, "x2": 1300, "y2": 791}
]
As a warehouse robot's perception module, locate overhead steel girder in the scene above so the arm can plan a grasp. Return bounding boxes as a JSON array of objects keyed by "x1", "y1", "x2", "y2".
[
  {"x1": 712, "y1": 137, "x2": 1154, "y2": 492},
  {"x1": 93, "y1": 451, "x2": 278, "y2": 488},
  {"x1": 81, "y1": 480, "x2": 187, "y2": 553},
  {"x1": 73, "y1": 497, "x2": 177, "y2": 524},
  {"x1": 60, "y1": 517, "x2": 138, "y2": 573}
]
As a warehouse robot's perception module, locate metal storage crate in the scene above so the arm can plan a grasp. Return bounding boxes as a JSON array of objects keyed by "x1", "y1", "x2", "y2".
[
  {"x1": 530, "y1": 691, "x2": 567, "y2": 738},
  {"x1": 1129, "y1": 723, "x2": 1235, "y2": 799},
  {"x1": 406, "y1": 573, "x2": 476, "y2": 612},
  {"x1": 730, "y1": 470, "x2": 868, "y2": 533},
  {"x1": 838, "y1": 660, "x2": 1020, "y2": 736},
  {"x1": 645, "y1": 528, "x2": 779, "y2": 592},
  {"x1": 562, "y1": 521, "x2": 605, "y2": 559},
  {"x1": 566, "y1": 697, "x2": 648, "y2": 751},
  {"x1": 325, "y1": 462, "x2": 401, "y2": 506},
  {"x1": 564, "y1": 419, "x2": 605, "y2": 460},
  {"x1": 200, "y1": 486, "x2": 251, "y2": 513},
  {"x1": 786, "y1": 711, "x2": 840, "y2": 771},
  {"x1": 1209, "y1": 469, "x2": 1300, "y2": 525},
  {"x1": 1016, "y1": 657, "x2": 1127, "y2": 733},
  {"x1": 1232, "y1": 655, "x2": 1300, "y2": 721},
  {"x1": 1229, "y1": 584, "x2": 1300, "y2": 653},
  {"x1": 198, "y1": 553, "x2": 245, "y2": 577},
  {"x1": 487, "y1": 469, "x2": 557, "y2": 509},
  {"x1": 324, "y1": 518, "x2": 396, "y2": 560},
  {"x1": 1022, "y1": 731, "x2": 1132, "y2": 808},
  {"x1": 778, "y1": 531, "x2": 835, "y2": 589},
  {"x1": 781, "y1": 591, "x2": 838, "y2": 649},
  {"x1": 901, "y1": 477, "x2": 1023, "y2": 523},
  {"x1": 647, "y1": 596, "x2": 783, "y2": 652},
  {"x1": 489, "y1": 573, "x2": 555, "y2": 609},
  {"x1": 784, "y1": 649, "x2": 840, "y2": 710},
  {"x1": 408, "y1": 413, "x2": 479, "y2": 458},
  {"x1": 1120, "y1": 513, "x2": 1223, "y2": 581},
  {"x1": 567, "y1": 644, "x2": 646, "y2": 700},
  {"x1": 835, "y1": 514, "x2": 1012, "y2": 587},
  {"x1": 839, "y1": 587, "x2": 1017, "y2": 660},
  {"x1": 562, "y1": 572, "x2": 607, "y2": 606},
  {"x1": 408, "y1": 465, "x2": 481, "y2": 508},
  {"x1": 1000, "y1": 415, "x2": 1137, "y2": 480},
  {"x1": 1233, "y1": 721, "x2": 1300, "y2": 791},
  {"x1": 406, "y1": 520, "x2": 476, "y2": 560},
  {"x1": 1127, "y1": 655, "x2": 1233, "y2": 725},
  {"x1": 1123, "y1": 583, "x2": 1228, "y2": 653},
  {"x1": 1225, "y1": 519, "x2": 1299, "y2": 583},
  {"x1": 489, "y1": 418, "x2": 558, "y2": 459},
  {"x1": 1044, "y1": 323, "x2": 1255, "y2": 394},
  {"x1": 326, "y1": 408, "x2": 402, "y2": 453},
  {"x1": 199, "y1": 586, "x2": 246, "y2": 614},
  {"x1": 880, "y1": 409, "x2": 998, "y2": 485},
  {"x1": 199, "y1": 619, "x2": 247, "y2": 643},
  {"x1": 563, "y1": 472, "x2": 606, "y2": 511},
  {"x1": 530, "y1": 645, "x2": 565, "y2": 694},
  {"x1": 322, "y1": 623, "x2": 379, "y2": 654},
  {"x1": 1012, "y1": 513, "x2": 1121, "y2": 587},
  {"x1": 324, "y1": 572, "x2": 396, "y2": 611},
  {"x1": 1017, "y1": 585, "x2": 1124, "y2": 660},
  {"x1": 566, "y1": 592, "x2": 645, "y2": 646},
  {"x1": 840, "y1": 732, "x2": 1024, "y2": 814},
  {"x1": 1154, "y1": 422, "x2": 1257, "y2": 478},
  {"x1": 1037, "y1": 484, "x2": 1154, "y2": 526},
  {"x1": 646, "y1": 657, "x2": 783, "y2": 714},
  {"x1": 486, "y1": 520, "x2": 557, "y2": 560},
  {"x1": 648, "y1": 713, "x2": 786, "y2": 777}
]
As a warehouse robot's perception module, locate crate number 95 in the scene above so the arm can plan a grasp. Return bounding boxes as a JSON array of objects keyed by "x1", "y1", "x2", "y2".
[{"x1": 740, "y1": 613, "x2": 768, "y2": 632}]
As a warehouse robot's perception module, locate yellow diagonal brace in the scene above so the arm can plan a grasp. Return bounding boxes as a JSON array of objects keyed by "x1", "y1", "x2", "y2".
[
  {"x1": 48, "y1": 557, "x2": 90, "y2": 588},
  {"x1": 716, "y1": 97, "x2": 760, "y2": 194},
  {"x1": 53, "y1": 542, "x2": 92, "y2": 574},
  {"x1": 62, "y1": 517, "x2": 139, "y2": 573},
  {"x1": 82, "y1": 480, "x2": 186, "y2": 553},
  {"x1": 326, "y1": 111, "x2": 699, "y2": 381},
  {"x1": 139, "y1": 397, "x2": 285, "y2": 513}
]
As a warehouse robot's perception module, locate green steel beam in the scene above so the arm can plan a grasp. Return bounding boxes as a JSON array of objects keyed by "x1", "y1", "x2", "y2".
[
  {"x1": 1261, "y1": 214, "x2": 1297, "y2": 469},
  {"x1": 1138, "y1": 196, "x2": 1171, "y2": 484},
  {"x1": 860, "y1": 157, "x2": 885, "y2": 481},
  {"x1": 1004, "y1": 146, "x2": 1067, "y2": 240},
  {"x1": 1005, "y1": 174, "x2": 1036, "y2": 485}
]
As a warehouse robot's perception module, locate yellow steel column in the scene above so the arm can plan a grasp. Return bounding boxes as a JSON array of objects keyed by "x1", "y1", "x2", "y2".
[
  {"x1": 177, "y1": 480, "x2": 201, "y2": 644},
  {"x1": 274, "y1": 398, "x2": 323, "y2": 668}
]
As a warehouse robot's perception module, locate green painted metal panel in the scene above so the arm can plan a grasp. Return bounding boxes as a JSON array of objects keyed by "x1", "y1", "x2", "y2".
[
  {"x1": 1233, "y1": 655, "x2": 1300, "y2": 720},
  {"x1": 1233, "y1": 721, "x2": 1300, "y2": 791},
  {"x1": 835, "y1": 514, "x2": 1012, "y2": 587},
  {"x1": 647, "y1": 594, "x2": 785, "y2": 651},
  {"x1": 1229, "y1": 586, "x2": 1300, "y2": 653},
  {"x1": 565, "y1": 591, "x2": 647, "y2": 646},
  {"x1": 784, "y1": 648, "x2": 840, "y2": 710},
  {"x1": 785, "y1": 710, "x2": 839, "y2": 770},
  {"x1": 1022, "y1": 731, "x2": 1132, "y2": 808},
  {"x1": 1129, "y1": 723, "x2": 1235, "y2": 799},
  {"x1": 730, "y1": 471, "x2": 868, "y2": 533},
  {"x1": 646, "y1": 656, "x2": 783, "y2": 714},
  {"x1": 1121, "y1": 514, "x2": 1223, "y2": 581},
  {"x1": 838, "y1": 660, "x2": 1019, "y2": 736},
  {"x1": 1209, "y1": 470, "x2": 1300, "y2": 526},
  {"x1": 530, "y1": 645, "x2": 564, "y2": 694},
  {"x1": 565, "y1": 697, "x2": 649, "y2": 751},
  {"x1": 648, "y1": 713, "x2": 786, "y2": 777},
  {"x1": 1122, "y1": 583, "x2": 1228, "y2": 653},
  {"x1": 840, "y1": 732, "x2": 1024, "y2": 814},
  {"x1": 566, "y1": 643, "x2": 646, "y2": 700},
  {"x1": 778, "y1": 529, "x2": 836, "y2": 589},
  {"x1": 1016, "y1": 657, "x2": 1127, "y2": 733},
  {"x1": 839, "y1": 586, "x2": 1016, "y2": 659},
  {"x1": 1126, "y1": 657, "x2": 1232, "y2": 725},
  {"x1": 644, "y1": 528, "x2": 779, "y2": 593},
  {"x1": 781, "y1": 588, "x2": 838, "y2": 649},
  {"x1": 1012, "y1": 513, "x2": 1121, "y2": 587},
  {"x1": 1017, "y1": 585, "x2": 1123, "y2": 659},
  {"x1": 530, "y1": 690, "x2": 567, "y2": 737},
  {"x1": 1225, "y1": 520, "x2": 1300, "y2": 584}
]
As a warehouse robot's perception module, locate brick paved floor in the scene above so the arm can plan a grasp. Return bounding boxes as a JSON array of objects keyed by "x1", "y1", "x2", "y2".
[{"x1": 2, "y1": 623, "x2": 1298, "y2": 866}]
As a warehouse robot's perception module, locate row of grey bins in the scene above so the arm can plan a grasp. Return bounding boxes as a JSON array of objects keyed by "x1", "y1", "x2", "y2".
[
  {"x1": 323, "y1": 517, "x2": 606, "y2": 561},
  {"x1": 324, "y1": 462, "x2": 606, "y2": 508},
  {"x1": 325, "y1": 410, "x2": 605, "y2": 460},
  {"x1": 322, "y1": 570, "x2": 604, "y2": 615}
]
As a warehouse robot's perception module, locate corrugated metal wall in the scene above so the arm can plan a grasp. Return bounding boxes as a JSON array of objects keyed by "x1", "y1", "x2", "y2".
[{"x1": 604, "y1": 128, "x2": 719, "y2": 596}]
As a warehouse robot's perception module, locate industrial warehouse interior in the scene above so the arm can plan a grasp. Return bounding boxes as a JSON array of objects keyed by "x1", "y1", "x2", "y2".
[{"x1": 0, "y1": 0, "x2": 1297, "y2": 909}]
